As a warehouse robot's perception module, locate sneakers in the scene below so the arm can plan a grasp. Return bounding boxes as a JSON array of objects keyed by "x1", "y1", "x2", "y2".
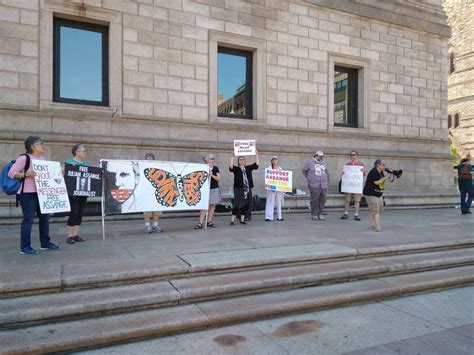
[
  {"x1": 144, "y1": 225, "x2": 153, "y2": 234},
  {"x1": 318, "y1": 215, "x2": 325, "y2": 220},
  {"x1": 67, "y1": 235, "x2": 85, "y2": 244},
  {"x1": 20, "y1": 246, "x2": 38, "y2": 255},
  {"x1": 311, "y1": 215, "x2": 319, "y2": 220},
  {"x1": 341, "y1": 213, "x2": 360, "y2": 221},
  {"x1": 40, "y1": 242, "x2": 60, "y2": 251},
  {"x1": 152, "y1": 225, "x2": 162, "y2": 233}
]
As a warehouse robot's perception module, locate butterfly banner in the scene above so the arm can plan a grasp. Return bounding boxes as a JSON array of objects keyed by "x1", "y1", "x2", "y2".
[
  {"x1": 32, "y1": 160, "x2": 71, "y2": 214},
  {"x1": 101, "y1": 160, "x2": 211, "y2": 215}
]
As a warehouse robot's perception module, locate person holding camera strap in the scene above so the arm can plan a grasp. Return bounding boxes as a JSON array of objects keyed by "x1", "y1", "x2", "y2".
[{"x1": 363, "y1": 159, "x2": 392, "y2": 232}]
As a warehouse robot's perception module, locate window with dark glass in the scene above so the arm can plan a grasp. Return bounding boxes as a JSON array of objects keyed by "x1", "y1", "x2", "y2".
[
  {"x1": 454, "y1": 113, "x2": 460, "y2": 128},
  {"x1": 334, "y1": 66, "x2": 358, "y2": 127},
  {"x1": 53, "y1": 18, "x2": 109, "y2": 106},
  {"x1": 217, "y1": 47, "x2": 252, "y2": 119},
  {"x1": 448, "y1": 114, "x2": 452, "y2": 129},
  {"x1": 449, "y1": 53, "x2": 456, "y2": 74}
]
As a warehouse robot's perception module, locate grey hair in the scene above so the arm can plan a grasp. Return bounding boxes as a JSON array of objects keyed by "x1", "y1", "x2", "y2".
[
  {"x1": 374, "y1": 159, "x2": 385, "y2": 167},
  {"x1": 24, "y1": 136, "x2": 42, "y2": 154},
  {"x1": 72, "y1": 144, "x2": 84, "y2": 157}
]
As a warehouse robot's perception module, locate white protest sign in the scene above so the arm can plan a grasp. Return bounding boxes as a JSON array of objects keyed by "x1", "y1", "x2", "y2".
[
  {"x1": 33, "y1": 160, "x2": 71, "y2": 214},
  {"x1": 234, "y1": 140, "x2": 256, "y2": 156},
  {"x1": 341, "y1": 165, "x2": 364, "y2": 194},
  {"x1": 265, "y1": 168, "x2": 293, "y2": 193}
]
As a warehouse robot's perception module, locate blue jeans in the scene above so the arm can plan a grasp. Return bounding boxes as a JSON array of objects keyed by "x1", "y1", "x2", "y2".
[
  {"x1": 18, "y1": 193, "x2": 50, "y2": 249},
  {"x1": 459, "y1": 186, "x2": 473, "y2": 212}
]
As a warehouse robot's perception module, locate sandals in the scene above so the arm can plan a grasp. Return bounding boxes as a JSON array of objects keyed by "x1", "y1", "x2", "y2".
[
  {"x1": 207, "y1": 222, "x2": 216, "y2": 228},
  {"x1": 194, "y1": 223, "x2": 203, "y2": 230}
]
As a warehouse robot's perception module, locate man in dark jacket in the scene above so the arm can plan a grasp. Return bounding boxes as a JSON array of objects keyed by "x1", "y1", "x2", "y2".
[{"x1": 456, "y1": 157, "x2": 473, "y2": 215}]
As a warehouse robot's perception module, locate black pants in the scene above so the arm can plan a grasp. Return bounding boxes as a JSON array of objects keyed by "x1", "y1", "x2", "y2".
[
  {"x1": 67, "y1": 197, "x2": 87, "y2": 226},
  {"x1": 232, "y1": 204, "x2": 248, "y2": 220}
]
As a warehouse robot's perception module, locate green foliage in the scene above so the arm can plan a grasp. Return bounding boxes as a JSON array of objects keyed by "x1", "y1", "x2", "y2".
[{"x1": 450, "y1": 144, "x2": 461, "y2": 166}]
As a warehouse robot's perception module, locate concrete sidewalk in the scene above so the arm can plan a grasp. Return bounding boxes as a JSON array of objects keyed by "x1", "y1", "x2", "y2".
[{"x1": 0, "y1": 208, "x2": 472, "y2": 272}]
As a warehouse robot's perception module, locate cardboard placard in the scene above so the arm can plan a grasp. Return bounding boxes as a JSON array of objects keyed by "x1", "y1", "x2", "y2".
[
  {"x1": 234, "y1": 140, "x2": 256, "y2": 156},
  {"x1": 33, "y1": 160, "x2": 71, "y2": 214},
  {"x1": 64, "y1": 164, "x2": 103, "y2": 197},
  {"x1": 265, "y1": 168, "x2": 293, "y2": 193},
  {"x1": 341, "y1": 165, "x2": 364, "y2": 194}
]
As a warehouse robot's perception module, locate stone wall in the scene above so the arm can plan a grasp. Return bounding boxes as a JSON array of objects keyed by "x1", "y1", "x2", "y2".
[
  {"x1": 0, "y1": 0, "x2": 456, "y2": 216},
  {"x1": 444, "y1": 0, "x2": 474, "y2": 157}
]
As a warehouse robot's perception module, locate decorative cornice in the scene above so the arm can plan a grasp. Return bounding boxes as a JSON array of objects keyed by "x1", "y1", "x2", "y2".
[{"x1": 305, "y1": 0, "x2": 451, "y2": 37}]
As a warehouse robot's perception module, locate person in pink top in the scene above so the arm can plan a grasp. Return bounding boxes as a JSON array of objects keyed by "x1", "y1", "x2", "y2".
[
  {"x1": 341, "y1": 150, "x2": 367, "y2": 221},
  {"x1": 8, "y1": 136, "x2": 60, "y2": 255}
]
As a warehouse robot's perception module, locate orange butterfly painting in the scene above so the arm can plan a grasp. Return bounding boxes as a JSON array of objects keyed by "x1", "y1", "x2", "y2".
[{"x1": 144, "y1": 168, "x2": 209, "y2": 207}]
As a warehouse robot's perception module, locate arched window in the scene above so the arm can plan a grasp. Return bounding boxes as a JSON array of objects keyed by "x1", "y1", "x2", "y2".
[
  {"x1": 448, "y1": 114, "x2": 452, "y2": 129},
  {"x1": 449, "y1": 53, "x2": 456, "y2": 74},
  {"x1": 454, "y1": 113, "x2": 460, "y2": 128}
]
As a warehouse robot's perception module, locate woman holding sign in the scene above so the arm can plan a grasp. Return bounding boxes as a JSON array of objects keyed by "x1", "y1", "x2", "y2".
[
  {"x1": 64, "y1": 144, "x2": 88, "y2": 244},
  {"x1": 265, "y1": 156, "x2": 284, "y2": 221},
  {"x1": 229, "y1": 151, "x2": 259, "y2": 225},
  {"x1": 7, "y1": 136, "x2": 60, "y2": 255}
]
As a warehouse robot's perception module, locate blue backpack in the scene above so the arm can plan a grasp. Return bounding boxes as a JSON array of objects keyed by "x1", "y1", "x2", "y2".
[{"x1": 1, "y1": 154, "x2": 30, "y2": 195}]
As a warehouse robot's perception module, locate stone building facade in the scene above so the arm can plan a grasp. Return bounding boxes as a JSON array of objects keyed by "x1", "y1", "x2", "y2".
[
  {"x1": 444, "y1": 0, "x2": 473, "y2": 157},
  {"x1": 0, "y1": 0, "x2": 455, "y2": 217}
]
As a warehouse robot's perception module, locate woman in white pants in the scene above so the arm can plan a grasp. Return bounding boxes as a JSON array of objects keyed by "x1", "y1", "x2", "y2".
[{"x1": 265, "y1": 156, "x2": 284, "y2": 221}]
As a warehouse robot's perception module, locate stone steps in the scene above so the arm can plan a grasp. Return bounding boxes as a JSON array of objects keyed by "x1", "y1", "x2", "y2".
[
  {"x1": 1, "y1": 238, "x2": 472, "y2": 298},
  {"x1": 0, "y1": 248, "x2": 472, "y2": 329},
  {"x1": 1, "y1": 266, "x2": 473, "y2": 354}
]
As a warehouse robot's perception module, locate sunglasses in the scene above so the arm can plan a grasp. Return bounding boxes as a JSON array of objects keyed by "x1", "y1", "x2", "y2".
[{"x1": 350, "y1": 153, "x2": 357, "y2": 156}]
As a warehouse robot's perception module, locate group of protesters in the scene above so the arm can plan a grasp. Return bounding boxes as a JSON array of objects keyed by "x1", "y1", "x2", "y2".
[{"x1": 6, "y1": 135, "x2": 472, "y2": 255}]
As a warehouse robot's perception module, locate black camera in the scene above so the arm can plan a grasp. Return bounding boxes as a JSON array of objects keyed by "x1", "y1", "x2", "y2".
[{"x1": 385, "y1": 168, "x2": 403, "y2": 179}]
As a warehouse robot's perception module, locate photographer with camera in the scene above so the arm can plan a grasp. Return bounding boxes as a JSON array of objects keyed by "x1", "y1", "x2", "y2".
[{"x1": 363, "y1": 159, "x2": 393, "y2": 232}]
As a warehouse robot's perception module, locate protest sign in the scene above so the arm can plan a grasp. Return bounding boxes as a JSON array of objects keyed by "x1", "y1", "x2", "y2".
[
  {"x1": 64, "y1": 164, "x2": 102, "y2": 197},
  {"x1": 33, "y1": 160, "x2": 70, "y2": 214},
  {"x1": 102, "y1": 160, "x2": 211, "y2": 215},
  {"x1": 341, "y1": 165, "x2": 364, "y2": 194},
  {"x1": 234, "y1": 140, "x2": 256, "y2": 156},
  {"x1": 265, "y1": 168, "x2": 293, "y2": 193}
]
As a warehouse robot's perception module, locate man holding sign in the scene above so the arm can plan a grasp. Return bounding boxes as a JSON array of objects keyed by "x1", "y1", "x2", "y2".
[{"x1": 340, "y1": 151, "x2": 366, "y2": 221}]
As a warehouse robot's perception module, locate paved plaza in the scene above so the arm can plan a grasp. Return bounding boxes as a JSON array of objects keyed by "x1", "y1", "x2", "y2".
[
  {"x1": 0, "y1": 208, "x2": 471, "y2": 272},
  {"x1": 0, "y1": 208, "x2": 472, "y2": 272}
]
